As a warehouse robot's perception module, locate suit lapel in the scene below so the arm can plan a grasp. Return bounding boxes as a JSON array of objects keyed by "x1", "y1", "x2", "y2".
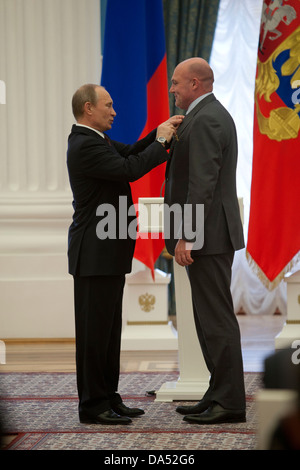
[
  {"x1": 177, "y1": 93, "x2": 216, "y2": 138},
  {"x1": 165, "y1": 94, "x2": 216, "y2": 178}
]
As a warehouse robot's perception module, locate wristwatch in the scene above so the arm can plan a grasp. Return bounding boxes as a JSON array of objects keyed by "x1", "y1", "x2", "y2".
[{"x1": 156, "y1": 136, "x2": 167, "y2": 147}]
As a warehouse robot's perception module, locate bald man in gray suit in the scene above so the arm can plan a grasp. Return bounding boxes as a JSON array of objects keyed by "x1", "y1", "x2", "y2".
[{"x1": 164, "y1": 58, "x2": 246, "y2": 424}]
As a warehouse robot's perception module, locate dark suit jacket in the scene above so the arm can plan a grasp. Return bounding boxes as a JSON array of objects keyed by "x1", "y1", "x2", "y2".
[
  {"x1": 67, "y1": 125, "x2": 168, "y2": 276},
  {"x1": 164, "y1": 94, "x2": 244, "y2": 256}
]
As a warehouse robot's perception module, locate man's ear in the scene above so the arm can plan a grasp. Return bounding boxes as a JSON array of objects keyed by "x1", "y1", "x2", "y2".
[
  {"x1": 84, "y1": 101, "x2": 93, "y2": 115},
  {"x1": 192, "y1": 78, "x2": 200, "y2": 90}
]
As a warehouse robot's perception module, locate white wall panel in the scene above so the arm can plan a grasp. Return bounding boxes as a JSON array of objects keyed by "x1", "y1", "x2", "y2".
[
  {"x1": 0, "y1": 0, "x2": 101, "y2": 338},
  {"x1": 0, "y1": 0, "x2": 101, "y2": 194}
]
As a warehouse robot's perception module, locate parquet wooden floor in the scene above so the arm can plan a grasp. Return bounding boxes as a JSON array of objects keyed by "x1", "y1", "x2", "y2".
[{"x1": 0, "y1": 314, "x2": 286, "y2": 373}]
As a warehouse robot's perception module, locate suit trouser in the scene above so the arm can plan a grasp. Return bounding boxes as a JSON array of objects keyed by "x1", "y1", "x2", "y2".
[
  {"x1": 186, "y1": 252, "x2": 246, "y2": 411},
  {"x1": 73, "y1": 274, "x2": 125, "y2": 416}
]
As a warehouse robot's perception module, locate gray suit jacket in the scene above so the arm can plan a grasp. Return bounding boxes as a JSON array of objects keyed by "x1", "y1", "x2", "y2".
[{"x1": 164, "y1": 94, "x2": 244, "y2": 256}]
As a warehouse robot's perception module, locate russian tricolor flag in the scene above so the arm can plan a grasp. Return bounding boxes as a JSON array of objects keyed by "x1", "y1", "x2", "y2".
[{"x1": 101, "y1": 0, "x2": 170, "y2": 275}]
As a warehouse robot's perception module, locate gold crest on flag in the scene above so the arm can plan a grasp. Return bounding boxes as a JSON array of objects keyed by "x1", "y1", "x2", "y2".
[{"x1": 255, "y1": 0, "x2": 300, "y2": 141}]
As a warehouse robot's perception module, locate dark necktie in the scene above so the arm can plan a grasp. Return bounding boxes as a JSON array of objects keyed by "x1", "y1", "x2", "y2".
[{"x1": 104, "y1": 135, "x2": 111, "y2": 145}]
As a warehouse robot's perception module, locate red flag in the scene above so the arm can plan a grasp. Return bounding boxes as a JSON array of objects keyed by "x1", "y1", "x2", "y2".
[
  {"x1": 101, "y1": 0, "x2": 169, "y2": 278},
  {"x1": 131, "y1": 54, "x2": 169, "y2": 277},
  {"x1": 247, "y1": 0, "x2": 300, "y2": 289}
]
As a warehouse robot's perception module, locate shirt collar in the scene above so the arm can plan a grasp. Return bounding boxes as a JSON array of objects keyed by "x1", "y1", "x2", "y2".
[
  {"x1": 75, "y1": 123, "x2": 105, "y2": 139},
  {"x1": 186, "y1": 92, "x2": 213, "y2": 115}
]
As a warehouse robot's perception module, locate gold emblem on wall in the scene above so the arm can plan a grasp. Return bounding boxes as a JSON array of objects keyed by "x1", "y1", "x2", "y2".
[{"x1": 138, "y1": 293, "x2": 156, "y2": 312}]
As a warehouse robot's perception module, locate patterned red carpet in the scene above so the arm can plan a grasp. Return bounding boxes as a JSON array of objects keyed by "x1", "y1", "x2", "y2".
[{"x1": 1, "y1": 372, "x2": 261, "y2": 450}]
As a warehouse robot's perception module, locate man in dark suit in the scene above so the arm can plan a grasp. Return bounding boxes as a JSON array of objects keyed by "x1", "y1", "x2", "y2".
[
  {"x1": 67, "y1": 84, "x2": 182, "y2": 425},
  {"x1": 164, "y1": 58, "x2": 246, "y2": 424}
]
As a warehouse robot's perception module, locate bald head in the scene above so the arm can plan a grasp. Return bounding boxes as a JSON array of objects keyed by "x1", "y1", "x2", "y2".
[
  {"x1": 181, "y1": 58, "x2": 214, "y2": 92},
  {"x1": 170, "y1": 57, "x2": 214, "y2": 110}
]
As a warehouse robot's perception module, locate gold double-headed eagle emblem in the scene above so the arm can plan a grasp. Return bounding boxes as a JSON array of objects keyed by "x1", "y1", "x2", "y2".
[
  {"x1": 256, "y1": 1, "x2": 300, "y2": 141},
  {"x1": 138, "y1": 292, "x2": 156, "y2": 312}
]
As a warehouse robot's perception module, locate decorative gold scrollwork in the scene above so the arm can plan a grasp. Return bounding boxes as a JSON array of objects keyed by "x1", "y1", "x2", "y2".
[{"x1": 256, "y1": 27, "x2": 300, "y2": 141}]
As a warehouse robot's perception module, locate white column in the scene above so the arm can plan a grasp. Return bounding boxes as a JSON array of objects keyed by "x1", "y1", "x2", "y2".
[
  {"x1": 0, "y1": 0, "x2": 101, "y2": 338},
  {"x1": 275, "y1": 271, "x2": 300, "y2": 349},
  {"x1": 137, "y1": 197, "x2": 209, "y2": 401},
  {"x1": 121, "y1": 268, "x2": 178, "y2": 351},
  {"x1": 155, "y1": 261, "x2": 210, "y2": 401}
]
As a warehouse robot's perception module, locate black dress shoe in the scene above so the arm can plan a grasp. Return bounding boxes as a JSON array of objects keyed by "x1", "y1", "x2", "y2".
[
  {"x1": 112, "y1": 402, "x2": 145, "y2": 417},
  {"x1": 79, "y1": 409, "x2": 132, "y2": 425},
  {"x1": 183, "y1": 402, "x2": 246, "y2": 425},
  {"x1": 176, "y1": 399, "x2": 211, "y2": 415}
]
